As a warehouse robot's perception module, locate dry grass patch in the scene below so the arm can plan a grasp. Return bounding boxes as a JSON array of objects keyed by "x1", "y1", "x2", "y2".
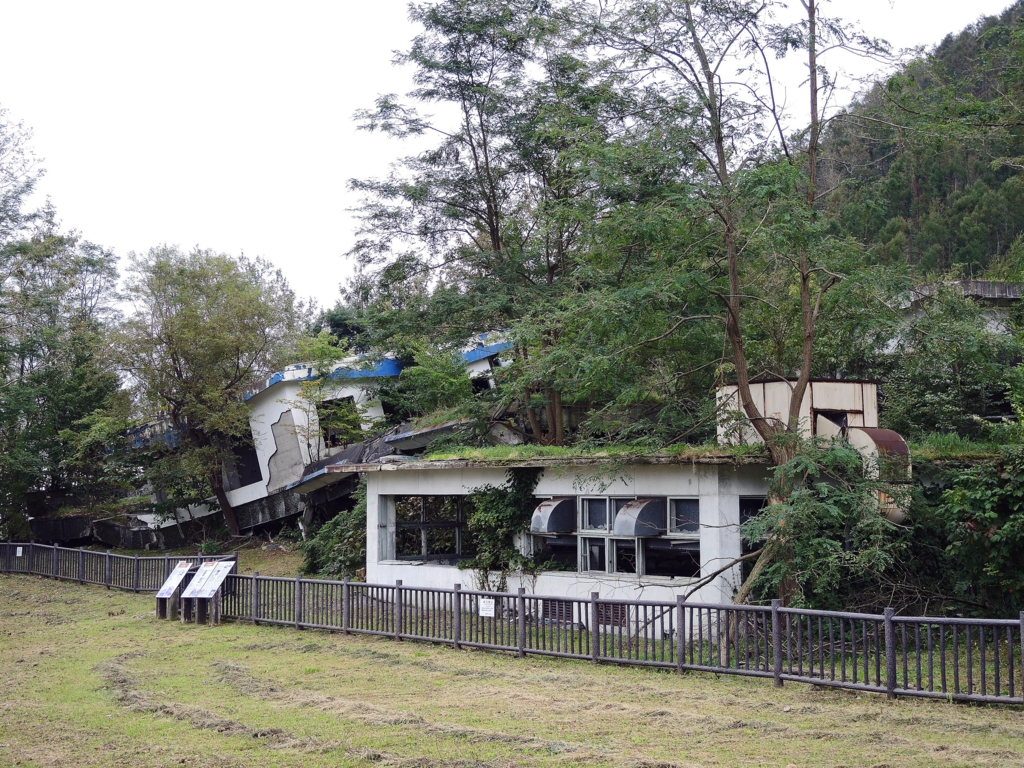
[{"x1": 2, "y1": 574, "x2": 1024, "y2": 767}]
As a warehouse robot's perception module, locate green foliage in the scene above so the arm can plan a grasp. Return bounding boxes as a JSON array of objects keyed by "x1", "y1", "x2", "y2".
[
  {"x1": 826, "y1": 2, "x2": 1024, "y2": 273},
  {"x1": 398, "y1": 345, "x2": 475, "y2": 416},
  {"x1": 743, "y1": 439, "x2": 910, "y2": 611},
  {"x1": 939, "y1": 447, "x2": 1024, "y2": 615},
  {"x1": 199, "y1": 540, "x2": 222, "y2": 556},
  {"x1": 461, "y1": 468, "x2": 542, "y2": 590},
  {"x1": 0, "y1": 110, "x2": 122, "y2": 536},
  {"x1": 113, "y1": 246, "x2": 301, "y2": 533},
  {"x1": 303, "y1": 479, "x2": 368, "y2": 578},
  {"x1": 284, "y1": 331, "x2": 366, "y2": 462}
]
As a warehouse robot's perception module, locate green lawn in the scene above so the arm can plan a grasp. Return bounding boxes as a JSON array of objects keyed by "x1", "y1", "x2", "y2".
[{"x1": 1, "y1": 573, "x2": 1022, "y2": 767}]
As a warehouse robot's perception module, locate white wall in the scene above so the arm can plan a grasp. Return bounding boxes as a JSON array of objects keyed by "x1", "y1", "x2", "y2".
[
  {"x1": 224, "y1": 377, "x2": 386, "y2": 507},
  {"x1": 365, "y1": 463, "x2": 770, "y2": 604}
]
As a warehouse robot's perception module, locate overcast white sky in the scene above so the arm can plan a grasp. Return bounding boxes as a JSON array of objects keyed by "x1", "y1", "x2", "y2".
[{"x1": 0, "y1": 0, "x2": 1017, "y2": 308}]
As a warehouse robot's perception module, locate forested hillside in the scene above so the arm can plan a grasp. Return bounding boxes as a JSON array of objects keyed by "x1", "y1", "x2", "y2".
[{"x1": 826, "y1": 1, "x2": 1024, "y2": 274}]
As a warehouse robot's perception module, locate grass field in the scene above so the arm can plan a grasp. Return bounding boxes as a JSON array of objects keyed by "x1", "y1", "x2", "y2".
[{"x1": 2, "y1": 575, "x2": 1023, "y2": 768}]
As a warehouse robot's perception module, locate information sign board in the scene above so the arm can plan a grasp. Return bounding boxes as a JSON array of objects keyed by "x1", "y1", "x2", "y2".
[
  {"x1": 478, "y1": 597, "x2": 496, "y2": 618},
  {"x1": 156, "y1": 561, "x2": 193, "y2": 599},
  {"x1": 15, "y1": 547, "x2": 22, "y2": 557},
  {"x1": 181, "y1": 560, "x2": 234, "y2": 599}
]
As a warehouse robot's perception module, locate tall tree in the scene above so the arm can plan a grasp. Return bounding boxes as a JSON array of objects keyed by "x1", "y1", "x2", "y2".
[
  {"x1": 591, "y1": 0, "x2": 894, "y2": 600},
  {"x1": 113, "y1": 247, "x2": 300, "y2": 536},
  {"x1": 0, "y1": 109, "x2": 121, "y2": 537}
]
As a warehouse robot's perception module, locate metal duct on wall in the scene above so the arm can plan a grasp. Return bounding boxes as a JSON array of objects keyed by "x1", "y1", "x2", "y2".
[
  {"x1": 613, "y1": 498, "x2": 667, "y2": 537},
  {"x1": 530, "y1": 498, "x2": 576, "y2": 533}
]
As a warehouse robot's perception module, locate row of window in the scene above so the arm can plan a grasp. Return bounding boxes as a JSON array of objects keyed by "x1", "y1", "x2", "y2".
[
  {"x1": 579, "y1": 496, "x2": 699, "y2": 534},
  {"x1": 391, "y1": 495, "x2": 767, "y2": 579},
  {"x1": 535, "y1": 535, "x2": 701, "y2": 578}
]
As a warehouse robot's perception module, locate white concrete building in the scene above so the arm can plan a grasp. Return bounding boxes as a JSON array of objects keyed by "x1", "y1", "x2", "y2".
[
  {"x1": 223, "y1": 356, "x2": 399, "y2": 509},
  {"x1": 328, "y1": 378, "x2": 913, "y2": 603},
  {"x1": 347, "y1": 454, "x2": 771, "y2": 603}
]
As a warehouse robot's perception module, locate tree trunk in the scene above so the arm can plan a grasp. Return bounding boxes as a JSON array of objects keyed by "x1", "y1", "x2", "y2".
[{"x1": 210, "y1": 468, "x2": 240, "y2": 537}]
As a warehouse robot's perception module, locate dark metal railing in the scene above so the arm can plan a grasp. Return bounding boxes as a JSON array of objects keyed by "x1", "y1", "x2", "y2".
[
  {"x1": 1, "y1": 541, "x2": 236, "y2": 593},
  {"x1": 4, "y1": 540, "x2": 1023, "y2": 705}
]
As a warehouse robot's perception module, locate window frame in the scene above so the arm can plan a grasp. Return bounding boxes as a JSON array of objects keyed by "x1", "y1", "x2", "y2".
[
  {"x1": 579, "y1": 496, "x2": 610, "y2": 532},
  {"x1": 666, "y1": 496, "x2": 701, "y2": 538},
  {"x1": 571, "y1": 495, "x2": 702, "y2": 580},
  {"x1": 393, "y1": 495, "x2": 471, "y2": 562}
]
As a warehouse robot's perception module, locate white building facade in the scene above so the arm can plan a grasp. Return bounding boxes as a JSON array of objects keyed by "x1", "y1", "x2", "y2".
[{"x1": 360, "y1": 457, "x2": 771, "y2": 603}]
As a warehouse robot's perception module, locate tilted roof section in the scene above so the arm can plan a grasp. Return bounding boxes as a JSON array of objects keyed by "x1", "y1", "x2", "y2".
[
  {"x1": 910, "y1": 280, "x2": 1023, "y2": 305},
  {"x1": 244, "y1": 334, "x2": 511, "y2": 401}
]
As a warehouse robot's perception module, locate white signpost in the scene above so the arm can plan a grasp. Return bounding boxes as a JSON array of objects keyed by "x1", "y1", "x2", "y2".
[
  {"x1": 183, "y1": 561, "x2": 234, "y2": 599},
  {"x1": 156, "y1": 561, "x2": 193, "y2": 599},
  {"x1": 179, "y1": 560, "x2": 235, "y2": 625},
  {"x1": 478, "y1": 597, "x2": 496, "y2": 618},
  {"x1": 181, "y1": 562, "x2": 217, "y2": 600}
]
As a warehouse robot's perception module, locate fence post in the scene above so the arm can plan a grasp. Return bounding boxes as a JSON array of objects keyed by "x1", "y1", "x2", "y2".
[
  {"x1": 252, "y1": 572, "x2": 260, "y2": 624},
  {"x1": 394, "y1": 580, "x2": 403, "y2": 641},
  {"x1": 517, "y1": 587, "x2": 526, "y2": 658},
  {"x1": 133, "y1": 554, "x2": 141, "y2": 593},
  {"x1": 294, "y1": 574, "x2": 303, "y2": 630},
  {"x1": 1019, "y1": 612, "x2": 1024, "y2": 687},
  {"x1": 51, "y1": 545, "x2": 58, "y2": 579},
  {"x1": 77, "y1": 547, "x2": 85, "y2": 585},
  {"x1": 453, "y1": 584, "x2": 462, "y2": 650},
  {"x1": 884, "y1": 607, "x2": 897, "y2": 699},
  {"x1": 28, "y1": 541, "x2": 34, "y2": 574},
  {"x1": 342, "y1": 578, "x2": 350, "y2": 634},
  {"x1": 771, "y1": 599, "x2": 783, "y2": 688},
  {"x1": 676, "y1": 596, "x2": 685, "y2": 675},
  {"x1": 163, "y1": 553, "x2": 170, "y2": 579},
  {"x1": 591, "y1": 592, "x2": 600, "y2": 664},
  {"x1": 105, "y1": 551, "x2": 112, "y2": 589}
]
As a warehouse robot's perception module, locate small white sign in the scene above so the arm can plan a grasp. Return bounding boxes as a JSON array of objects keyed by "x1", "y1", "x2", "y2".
[
  {"x1": 181, "y1": 560, "x2": 234, "y2": 599},
  {"x1": 478, "y1": 597, "x2": 496, "y2": 618},
  {"x1": 15, "y1": 547, "x2": 22, "y2": 557},
  {"x1": 180, "y1": 562, "x2": 217, "y2": 599},
  {"x1": 156, "y1": 561, "x2": 193, "y2": 599}
]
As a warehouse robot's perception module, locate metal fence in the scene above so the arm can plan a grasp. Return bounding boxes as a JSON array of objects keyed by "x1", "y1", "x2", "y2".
[
  {"x1": 1, "y1": 541, "x2": 235, "y2": 592},
  {"x1": 4, "y1": 541, "x2": 1024, "y2": 705}
]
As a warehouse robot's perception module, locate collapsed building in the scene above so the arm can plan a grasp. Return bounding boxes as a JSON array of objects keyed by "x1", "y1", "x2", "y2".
[{"x1": 29, "y1": 335, "x2": 510, "y2": 548}]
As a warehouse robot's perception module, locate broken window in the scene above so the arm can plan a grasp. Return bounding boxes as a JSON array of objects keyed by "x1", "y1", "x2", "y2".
[
  {"x1": 223, "y1": 438, "x2": 263, "y2": 491},
  {"x1": 583, "y1": 537, "x2": 606, "y2": 572},
  {"x1": 740, "y1": 496, "x2": 767, "y2": 525},
  {"x1": 394, "y1": 496, "x2": 474, "y2": 563},
  {"x1": 613, "y1": 540, "x2": 637, "y2": 574},
  {"x1": 669, "y1": 498, "x2": 700, "y2": 533},
  {"x1": 532, "y1": 535, "x2": 577, "y2": 569},
  {"x1": 642, "y1": 539, "x2": 700, "y2": 578},
  {"x1": 581, "y1": 497, "x2": 609, "y2": 531}
]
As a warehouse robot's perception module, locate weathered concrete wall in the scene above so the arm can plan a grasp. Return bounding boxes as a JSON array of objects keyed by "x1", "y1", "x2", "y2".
[
  {"x1": 234, "y1": 490, "x2": 304, "y2": 530},
  {"x1": 28, "y1": 516, "x2": 93, "y2": 545},
  {"x1": 29, "y1": 515, "x2": 192, "y2": 550},
  {"x1": 365, "y1": 463, "x2": 770, "y2": 605}
]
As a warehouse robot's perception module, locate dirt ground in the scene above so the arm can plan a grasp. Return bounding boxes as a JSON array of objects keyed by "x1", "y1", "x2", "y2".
[{"x1": 1, "y1": 573, "x2": 1023, "y2": 768}]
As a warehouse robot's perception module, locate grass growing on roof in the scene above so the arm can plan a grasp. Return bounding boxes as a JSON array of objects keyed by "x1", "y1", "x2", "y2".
[{"x1": 422, "y1": 441, "x2": 768, "y2": 462}]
